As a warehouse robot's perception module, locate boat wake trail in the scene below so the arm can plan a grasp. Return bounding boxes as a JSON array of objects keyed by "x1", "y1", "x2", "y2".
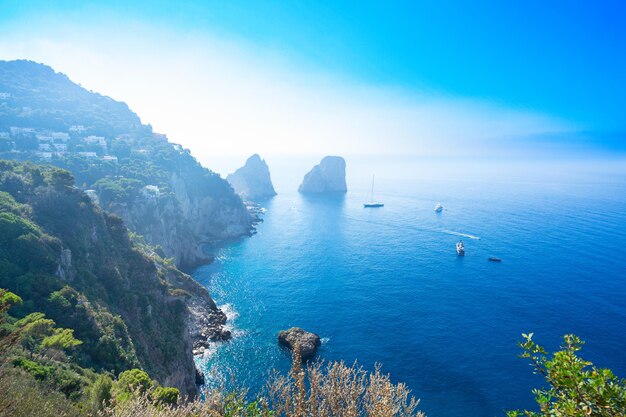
[
  {"x1": 442, "y1": 230, "x2": 481, "y2": 240},
  {"x1": 343, "y1": 215, "x2": 481, "y2": 240}
]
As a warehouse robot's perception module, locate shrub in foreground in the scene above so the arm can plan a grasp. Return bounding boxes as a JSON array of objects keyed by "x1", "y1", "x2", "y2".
[{"x1": 507, "y1": 333, "x2": 626, "y2": 416}]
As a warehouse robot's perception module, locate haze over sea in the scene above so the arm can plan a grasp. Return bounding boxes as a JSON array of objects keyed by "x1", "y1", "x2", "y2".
[{"x1": 193, "y1": 157, "x2": 626, "y2": 417}]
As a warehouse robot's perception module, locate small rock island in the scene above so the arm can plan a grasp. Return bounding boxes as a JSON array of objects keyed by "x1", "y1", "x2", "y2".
[
  {"x1": 298, "y1": 156, "x2": 347, "y2": 193},
  {"x1": 227, "y1": 154, "x2": 277, "y2": 201},
  {"x1": 278, "y1": 327, "x2": 322, "y2": 359}
]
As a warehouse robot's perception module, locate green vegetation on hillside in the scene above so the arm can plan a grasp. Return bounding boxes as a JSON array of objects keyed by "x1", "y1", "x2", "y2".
[
  {"x1": 0, "y1": 161, "x2": 208, "y2": 399},
  {"x1": 1, "y1": 287, "x2": 180, "y2": 415}
]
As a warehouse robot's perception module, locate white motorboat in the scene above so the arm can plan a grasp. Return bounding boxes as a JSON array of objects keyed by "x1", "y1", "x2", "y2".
[{"x1": 456, "y1": 240, "x2": 465, "y2": 256}]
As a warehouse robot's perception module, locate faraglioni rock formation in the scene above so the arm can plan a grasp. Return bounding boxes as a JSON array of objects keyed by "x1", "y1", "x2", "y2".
[
  {"x1": 298, "y1": 156, "x2": 347, "y2": 193},
  {"x1": 278, "y1": 327, "x2": 322, "y2": 359},
  {"x1": 227, "y1": 154, "x2": 277, "y2": 201}
]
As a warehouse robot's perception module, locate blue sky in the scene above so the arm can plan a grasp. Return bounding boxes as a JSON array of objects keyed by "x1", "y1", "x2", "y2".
[
  {"x1": 0, "y1": 0, "x2": 624, "y2": 160},
  {"x1": 185, "y1": 1, "x2": 626, "y2": 132}
]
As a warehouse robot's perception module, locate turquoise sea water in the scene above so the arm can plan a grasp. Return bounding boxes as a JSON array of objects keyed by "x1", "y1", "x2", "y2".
[{"x1": 193, "y1": 172, "x2": 626, "y2": 416}]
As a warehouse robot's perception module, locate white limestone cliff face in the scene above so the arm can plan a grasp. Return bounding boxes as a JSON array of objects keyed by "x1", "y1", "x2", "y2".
[
  {"x1": 227, "y1": 154, "x2": 277, "y2": 201},
  {"x1": 101, "y1": 171, "x2": 256, "y2": 271},
  {"x1": 298, "y1": 156, "x2": 347, "y2": 193},
  {"x1": 170, "y1": 171, "x2": 255, "y2": 241}
]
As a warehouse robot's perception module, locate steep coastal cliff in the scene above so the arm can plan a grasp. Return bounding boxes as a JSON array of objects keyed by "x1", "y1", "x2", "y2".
[
  {"x1": 0, "y1": 161, "x2": 226, "y2": 396},
  {"x1": 298, "y1": 156, "x2": 347, "y2": 193},
  {"x1": 227, "y1": 154, "x2": 277, "y2": 201},
  {"x1": 0, "y1": 59, "x2": 255, "y2": 270}
]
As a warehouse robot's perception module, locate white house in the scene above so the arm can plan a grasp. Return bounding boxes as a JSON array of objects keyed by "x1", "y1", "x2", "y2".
[
  {"x1": 141, "y1": 185, "x2": 160, "y2": 199},
  {"x1": 78, "y1": 152, "x2": 98, "y2": 158},
  {"x1": 10, "y1": 127, "x2": 35, "y2": 135},
  {"x1": 51, "y1": 132, "x2": 70, "y2": 142}
]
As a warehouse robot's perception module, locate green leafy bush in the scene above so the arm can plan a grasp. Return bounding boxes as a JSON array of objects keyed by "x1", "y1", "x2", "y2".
[
  {"x1": 41, "y1": 328, "x2": 83, "y2": 351},
  {"x1": 153, "y1": 386, "x2": 180, "y2": 405},
  {"x1": 114, "y1": 368, "x2": 153, "y2": 402},
  {"x1": 12, "y1": 357, "x2": 54, "y2": 380},
  {"x1": 507, "y1": 333, "x2": 626, "y2": 416}
]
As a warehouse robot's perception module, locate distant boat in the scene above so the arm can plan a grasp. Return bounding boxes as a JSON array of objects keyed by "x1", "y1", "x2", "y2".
[
  {"x1": 364, "y1": 175, "x2": 384, "y2": 208},
  {"x1": 434, "y1": 202, "x2": 443, "y2": 213},
  {"x1": 488, "y1": 257, "x2": 502, "y2": 262},
  {"x1": 456, "y1": 240, "x2": 465, "y2": 256}
]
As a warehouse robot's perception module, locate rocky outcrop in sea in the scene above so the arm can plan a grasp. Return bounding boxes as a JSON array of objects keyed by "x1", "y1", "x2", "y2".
[
  {"x1": 227, "y1": 154, "x2": 277, "y2": 201},
  {"x1": 298, "y1": 156, "x2": 347, "y2": 193},
  {"x1": 278, "y1": 327, "x2": 322, "y2": 359}
]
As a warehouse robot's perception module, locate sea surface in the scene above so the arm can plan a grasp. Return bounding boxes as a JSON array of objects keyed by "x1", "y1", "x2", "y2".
[{"x1": 193, "y1": 169, "x2": 626, "y2": 417}]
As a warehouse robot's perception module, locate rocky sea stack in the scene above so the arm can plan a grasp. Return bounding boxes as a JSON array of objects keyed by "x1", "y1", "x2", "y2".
[
  {"x1": 227, "y1": 154, "x2": 277, "y2": 201},
  {"x1": 278, "y1": 327, "x2": 322, "y2": 359},
  {"x1": 298, "y1": 156, "x2": 347, "y2": 193}
]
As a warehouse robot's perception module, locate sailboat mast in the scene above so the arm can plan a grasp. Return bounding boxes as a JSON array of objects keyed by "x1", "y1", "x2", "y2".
[{"x1": 370, "y1": 175, "x2": 375, "y2": 203}]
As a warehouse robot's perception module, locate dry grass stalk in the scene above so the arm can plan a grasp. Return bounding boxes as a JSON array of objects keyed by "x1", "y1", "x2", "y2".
[{"x1": 266, "y1": 347, "x2": 425, "y2": 417}]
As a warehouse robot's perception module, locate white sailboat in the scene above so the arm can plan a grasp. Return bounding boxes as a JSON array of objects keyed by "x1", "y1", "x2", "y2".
[
  {"x1": 363, "y1": 175, "x2": 384, "y2": 208},
  {"x1": 434, "y1": 202, "x2": 443, "y2": 212}
]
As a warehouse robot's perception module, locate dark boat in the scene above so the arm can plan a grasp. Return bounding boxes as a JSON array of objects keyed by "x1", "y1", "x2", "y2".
[{"x1": 488, "y1": 257, "x2": 502, "y2": 262}]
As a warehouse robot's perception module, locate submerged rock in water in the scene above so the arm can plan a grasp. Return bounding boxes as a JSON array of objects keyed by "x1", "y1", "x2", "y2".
[
  {"x1": 278, "y1": 327, "x2": 321, "y2": 359},
  {"x1": 298, "y1": 156, "x2": 347, "y2": 194},
  {"x1": 227, "y1": 154, "x2": 277, "y2": 201}
]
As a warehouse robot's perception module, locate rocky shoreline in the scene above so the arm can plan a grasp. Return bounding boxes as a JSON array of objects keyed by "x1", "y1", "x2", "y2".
[{"x1": 188, "y1": 297, "x2": 232, "y2": 356}]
